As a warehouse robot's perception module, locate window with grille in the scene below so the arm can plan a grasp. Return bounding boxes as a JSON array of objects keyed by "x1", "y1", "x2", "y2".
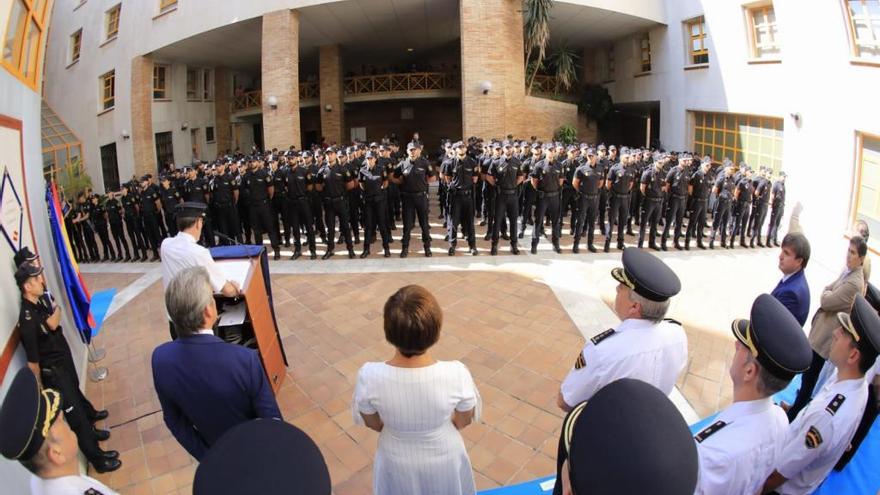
[
  {"x1": 845, "y1": 0, "x2": 880, "y2": 61},
  {"x1": 186, "y1": 68, "x2": 198, "y2": 100},
  {"x1": 747, "y1": 4, "x2": 780, "y2": 59},
  {"x1": 105, "y1": 4, "x2": 121, "y2": 40},
  {"x1": 639, "y1": 33, "x2": 652, "y2": 72},
  {"x1": 100, "y1": 70, "x2": 115, "y2": 111},
  {"x1": 70, "y1": 29, "x2": 82, "y2": 64},
  {"x1": 606, "y1": 47, "x2": 615, "y2": 81},
  {"x1": 153, "y1": 64, "x2": 169, "y2": 99},
  {"x1": 686, "y1": 16, "x2": 709, "y2": 65},
  {"x1": 691, "y1": 111, "x2": 784, "y2": 172},
  {"x1": 202, "y1": 69, "x2": 213, "y2": 100},
  {"x1": 155, "y1": 131, "x2": 175, "y2": 169},
  {"x1": 1, "y1": 0, "x2": 50, "y2": 89}
]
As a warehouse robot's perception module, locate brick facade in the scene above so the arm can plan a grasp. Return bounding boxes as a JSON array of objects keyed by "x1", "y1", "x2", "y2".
[
  {"x1": 261, "y1": 9, "x2": 301, "y2": 150},
  {"x1": 319, "y1": 45, "x2": 345, "y2": 145},
  {"x1": 214, "y1": 67, "x2": 232, "y2": 154},
  {"x1": 130, "y1": 55, "x2": 156, "y2": 177}
]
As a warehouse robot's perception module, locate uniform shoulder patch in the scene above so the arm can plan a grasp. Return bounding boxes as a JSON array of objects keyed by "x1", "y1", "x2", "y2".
[
  {"x1": 573, "y1": 351, "x2": 586, "y2": 370},
  {"x1": 825, "y1": 394, "x2": 846, "y2": 416},
  {"x1": 805, "y1": 425, "x2": 823, "y2": 449},
  {"x1": 663, "y1": 318, "x2": 683, "y2": 326},
  {"x1": 590, "y1": 328, "x2": 616, "y2": 345},
  {"x1": 694, "y1": 420, "x2": 727, "y2": 443}
]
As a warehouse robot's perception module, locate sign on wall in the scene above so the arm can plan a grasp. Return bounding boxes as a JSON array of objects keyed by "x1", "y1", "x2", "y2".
[{"x1": 0, "y1": 115, "x2": 37, "y2": 382}]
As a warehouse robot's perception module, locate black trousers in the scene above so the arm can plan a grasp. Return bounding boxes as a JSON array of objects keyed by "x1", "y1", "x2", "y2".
[
  {"x1": 363, "y1": 196, "x2": 391, "y2": 247},
  {"x1": 238, "y1": 201, "x2": 252, "y2": 244},
  {"x1": 493, "y1": 192, "x2": 519, "y2": 243},
  {"x1": 597, "y1": 189, "x2": 609, "y2": 232},
  {"x1": 686, "y1": 199, "x2": 708, "y2": 244},
  {"x1": 387, "y1": 183, "x2": 401, "y2": 220},
  {"x1": 448, "y1": 191, "x2": 476, "y2": 248},
  {"x1": 250, "y1": 200, "x2": 280, "y2": 249},
  {"x1": 42, "y1": 361, "x2": 102, "y2": 460},
  {"x1": 142, "y1": 213, "x2": 161, "y2": 255},
  {"x1": 787, "y1": 350, "x2": 826, "y2": 422},
  {"x1": 347, "y1": 190, "x2": 362, "y2": 239},
  {"x1": 214, "y1": 203, "x2": 241, "y2": 244},
  {"x1": 94, "y1": 225, "x2": 115, "y2": 259},
  {"x1": 163, "y1": 210, "x2": 178, "y2": 237},
  {"x1": 662, "y1": 196, "x2": 686, "y2": 244},
  {"x1": 533, "y1": 194, "x2": 561, "y2": 243},
  {"x1": 124, "y1": 215, "x2": 145, "y2": 254},
  {"x1": 287, "y1": 197, "x2": 317, "y2": 253},
  {"x1": 638, "y1": 197, "x2": 663, "y2": 246},
  {"x1": 82, "y1": 225, "x2": 99, "y2": 260},
  {"x1": 561, "y1": 187, "x2": 579, "y2": 229},
  {"x1": 271, "y1": 196, "x2": 289, "y2": 244},
  {"x1": 482, "y1": 182, "x2": 495, "y2": 224},
  {"x1": 401, "y1": 192, "x2": 431, "y2": 248},
  {"x1": 309, "y1": 193, "x2": 327, "y2": 240},
  {"x1": 629, "y1": 188, "x2": 642, "y2": 228},
  {"x1": 109, "y1": 221, "x2": 130, "y2": 258},
  {"x1": 155, "y1": 212, "x2": 168, "y2": 239},
  {"x1": 733, "y1": 202, "x2": 752, "y2": 243},
  {"x1": 519, "y1": 184, "x2": 536, "y2": 233},
  {"x1": 574, "y1": 194, "x2": 599, "y2": 245},
  {"x1": 324, "y1": 196, "x2": 353, "y2": 251},
  {"x1": 711, "y1": 201, "x2": 732, "y2": 243},
  {"x1": 606, "y1": 194, "x2": 629, "y2": 244},
  {"x1": 751, "y1": 202, "x2": 769, "y2": 240},
  {"x1": 767, "y1": 203, "x2": 784, "y2": 243}
]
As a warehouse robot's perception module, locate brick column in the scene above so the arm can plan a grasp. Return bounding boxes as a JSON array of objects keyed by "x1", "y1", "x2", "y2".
[
  {"x1": 459, "y1": 0, "x2": 525, "y2": 138},
  {"x1": 130, "y1": 55, "x2": 156, "y2": 176},
  {"x1": 214, "y1": 67, "x2": 231, "y2": 155},
  {"x1": 261, "y1": 9, "x2": 301, "y2": 150},
  {"x1": 319, "y1": 44, "x2": 345, "y2": 145}
]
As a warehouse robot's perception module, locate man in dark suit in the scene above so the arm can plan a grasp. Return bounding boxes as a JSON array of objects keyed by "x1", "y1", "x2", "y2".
[
  {"x1": 772, "y1": 232, "x2": 811, "y2": 327},
  {"x1": 152, "y1": 266, "x2": 282, "y2": 460}
]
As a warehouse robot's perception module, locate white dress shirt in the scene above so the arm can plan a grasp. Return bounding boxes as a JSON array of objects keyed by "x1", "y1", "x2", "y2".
[
  {"x1": 560, "y1": 318, "x2": 688, "y2": 405},
  {"x1": 776, "y1": 372, "x2": 868, "y2": 495},
  {"x1": 694, "y1": 397, "x2": 788, "y2": 495},
  {"x1": 160, "y1": 231, "x2": 227, "y2": 291},
  {"x1": 31, "y1": 474, "x2": 119, "y2": 495}
]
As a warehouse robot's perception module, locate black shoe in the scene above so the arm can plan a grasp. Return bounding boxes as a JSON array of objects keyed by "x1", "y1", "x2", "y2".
[
  {"x1": 91, "y1": 410, "x2": 109, "y2": 422},
  {"x1": 649, "y1": 243, "x2": 660, "y2": 251},
  {"x1": 617, "y1": 243, "x2": 626, "y2": 251},
  {"x1": 604, "y1": 239, "x2": 611, "y2": 253},
  {"x1": 150, "y1": 255, "x2": 161, "y2": 262},
  {"x1": 123, "y1": 256, "x2": 131, "y2": 262},
  {"x1": 684, "y1": 241, "x2": 691, "y2": 251},
  {"x1": 93, "y1": 428, "x2": 111, "y2": 441},
  {"x1": 90, "y1": 456, "x2": 122, "y2": 473},
  {"x1": 572, "y1": 242, "x2": 580, "y2": 254},
  {"x1": 530, "y1": 240, "x2": 538, "y2": 254},
  {"x1": 757, "y1": 241, "x2": 765, "y2": 248},
  {"x1": 384, "y1": 246, "x2": 391, "y2": 258},
  {"x1": 98, "y1": 450, "x2": 119, "y2": 459},
  {"x1": 626, "y1": 230, "x2": 635, "y2": 236},
  {"x1": 553, "y1": 243, "x2": 562, "y2": 254},
  {"x1": 400, "y1": 249, "x2": 408, "y2": 258},
  {"x1": 661, "y1": 243, "x2": 668, "y2": 251},
  {"x1": 322, "y1": 250, "x2": 334, "y2": 260},
  {"x1": 390, "y1": 224, "x2": 397, "y2": 231},
  {"x1": 292, "y1": 250, "x2": 302, "y2": 260},
  {"x1": 588, "y1": 244, "x2": 597, "y2": 253},
  {"x1": 348, "y1": 249, "x2": 356, "y2": 259},
  {"x1": 424, "y1": 246, "x2": 432, "y2": 257},
  {"x1": 273, "y1": 249, "x2": 281, "y2": 261},
  {"x1": 470, "y1": 247, "x2": 479, "y2": 256},
  {"x1": 709, "y1": 238, "x2": 715, "y2": 249},
  {"x1": 448, "y1": 246, "x2": 456, "y2": 256},
  {"x1": 479, "y1": 220, "x2": 487, "y2": 226},
  {"x1": 336, "y1": 237, "x2": 344, "y2": 245},
  {"x1": 354, "y1": 236, "x2": 361, "y2": 245},
  {"x1": 284, "y1": 241, "x2": 291, "y2": 248},
  {"x1": 749, "y1": 237, "x2": 756, "y2": 248},
  {"x1": 518, "y1": 231, "x2": 524, "y2": 239},
  {"x1": 101, "y1": 256, "x2": 109, "y2": 262},
  {"x1": 491, "y1": 244, "x2": 498, "y2": 256},
  {"x1": 310, "y1": 251, "x2": 317, "y2": 260},
  {"x1": 502, "y1": 233, "x2": 510, "y2": 241},
  {"x1": 674, "y1": 242, "x2": 683, "y2": 251},
  {"x1": 483, "y1": 233, "x2": 491, "y2": 241},
  {"x1": 359, "y1": 248, "x2": 370, "y2": 259},
  {"x1": 741, "y1": 241, "x2": 748, "y2": 248},
  {"x1": 511, "y1": 244, "x2": 520, "y2": 255}
]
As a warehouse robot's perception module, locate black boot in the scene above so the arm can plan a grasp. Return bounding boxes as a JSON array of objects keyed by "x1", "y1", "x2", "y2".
[
  {"x1": 383, "y1": 245, "x2": 391, "y2": 258},
  {"x1": 553, "y1": 241, "x2": 562, "y2": 254},
  {"x1": 491, "y1": 243, "x2": 498, "y2": 256},
  {"x1": 322, "y1": 249, "x2": 334, "y2": 260},
  {"x1": 359, "y1": 246, "x2": 370, "y2": 259},
  {"x1": 274, "y1": 248, "x2": 281, "y2": 260},
  {"x1": 424, "y1": 244, "x2": 432, "y2": 257},
  {"x1": 470, "y1": 246, "x2": 479, "y2": 256},
  {"x1": 348, "y1": 247, "x2": 356, "y2": 259},
  {"x1": 603, "y1": 237, "x2": 611, "y2": 253},
  {"x1": 572, "y1": 240, "x2": 580, "y2": 253},
  {"x1": 310, "y1": 250, "x2": 317, "y2": 260},
  {"x1": 400, "y1": 247, "x2": 408, "y2": 258},
  {"x1": 511, "y1": 243, "x2": 520, "y2": 255},
  {"x1": 531, "y1": 239, "x2": 539, "y2": 254},
  {"x1": 448, "y1": 244, "x2": 456, "y2": 256},
  {"x1": 709, "y1": 234, "x2": 715, "y2": 249},
  {"x1": 90, "y1": 455, "x2": 122, "y2": 473},
  {"x1": 292, "y1": 248, "x2": 302, "y2": 260}
]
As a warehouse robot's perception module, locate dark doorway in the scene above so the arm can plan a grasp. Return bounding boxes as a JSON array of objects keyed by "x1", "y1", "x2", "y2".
[
  {"x1": 253, "y1": 123, "x2": 264, "y2": 151},
  {"x1": 99, "y1": 143, "x2": 120, "y2": 192},
  {"x1": 603, "y1": 101, "x2": 661, "y2": 149},
  {"x1": 155, "y1": 131, "x2": 174, "y2": 172},
  {"x1": 303, "y1": 130, "x2": 319, "y2": 149}
]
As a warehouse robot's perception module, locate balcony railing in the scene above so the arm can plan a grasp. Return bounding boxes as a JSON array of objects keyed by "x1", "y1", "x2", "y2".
[
  {"x1": 529, "y1": 75, "x2": 577, "y2": 99},
  {"x1": 231, "y1": 90, "x2": 261, "y2": 112},
  {"x1": 344, "y1": 72, "x2": 459, "y2": 96},
  {"x1": 230, "y1": 72, "x2": 460, "y2": 113}
]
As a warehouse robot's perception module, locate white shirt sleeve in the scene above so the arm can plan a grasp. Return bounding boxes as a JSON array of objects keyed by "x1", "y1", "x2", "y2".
[
  {"x1": 560, "y1": 347, "x2": 603, "y2": 407},
  {"x1": 454, "y1": 361, "x2": 481, "y2": 421},
  {"x1": 695, "y1": 446, "x2": 735, "y2": 495},
  {"x1": 198, "y1": 249, "x2": 228, "y2": 292},
  {"x1": 352, "y1": 365, "x2": 377, "y2": 425},
  {"x1": 776, "y1": 411, "x2": 833, "y2": 479}
]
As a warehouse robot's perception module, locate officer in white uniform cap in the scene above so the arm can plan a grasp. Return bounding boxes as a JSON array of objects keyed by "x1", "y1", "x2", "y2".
[
  {"x1": 694, "y1": 294, "x2": 812, "y2": 495},
  {"x1": 763, "y1": 293, "x2": 880, "y2": 494},
  {"x1": 557, "y1": 248, "x2": 688, "y2": 411}
]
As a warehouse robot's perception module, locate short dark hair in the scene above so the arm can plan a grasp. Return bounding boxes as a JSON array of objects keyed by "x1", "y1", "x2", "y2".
[
  {"x1": 177, "y1": 215, "x2": 200, "y2": 232},
  {"x1": 850, "y1": 235, "x2": 868, "y2": 258},
  {"x1": 781, "y1": 232, "x2": 811, "y2": 269},
  {"x1": 383, "y1": 285, "x2": 442, "y2": 357}
]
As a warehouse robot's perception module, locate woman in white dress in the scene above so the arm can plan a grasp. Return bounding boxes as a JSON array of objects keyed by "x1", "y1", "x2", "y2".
[{"x1": 353, "y1": 285, "x2": 481, "y2": 495}]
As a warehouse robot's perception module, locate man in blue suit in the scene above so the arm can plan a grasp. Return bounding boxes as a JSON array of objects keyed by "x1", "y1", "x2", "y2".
[
  {"x1": 771, "y1": 232, "x2": 811, "y2": 326},
  {"x1": 152, "y1": 266, "x2": 282, "y2": 460}
]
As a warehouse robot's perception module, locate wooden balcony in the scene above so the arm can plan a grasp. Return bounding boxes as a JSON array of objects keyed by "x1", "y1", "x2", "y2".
[
  {"x1": 530, "y1": 75, "x2": 577, "y2": 101},
  {"x1": 230, "y1": 72, "x2": 460, "y2": 114}
]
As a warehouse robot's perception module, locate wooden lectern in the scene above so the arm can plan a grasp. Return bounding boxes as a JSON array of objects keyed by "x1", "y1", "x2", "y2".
[{"x1": 214, "y1": 257, "x2": 286, "y2": 394}]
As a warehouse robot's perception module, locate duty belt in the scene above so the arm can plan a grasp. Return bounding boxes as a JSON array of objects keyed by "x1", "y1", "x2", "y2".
[
  {"x1": 580, "y1": 192, "x2": 598, "y2": 198},
  {"x1": 289, "y1": 195, "x2": 308, "y2": 201},
  {"x1": 500, "y1": 189, "x2": 518, "y2": 195},
  {"x1": 693, "y1": 198, "x2": 708, "y2": 202},
  {"x1": 452, "y1": 188, "x2": 472, "y2": 196},
  {"x1": 612, "y1": 192, "x2": 631, "y2": 197},
  {"x1": 673, "y1": 194, "x2": 687, "y2": 199},
  {"x1": 645, "y1": 196, "x2": 663, "y2": 201},
  {"x1": 540, "y1": 191, "x2": 560, "y2": 198}
]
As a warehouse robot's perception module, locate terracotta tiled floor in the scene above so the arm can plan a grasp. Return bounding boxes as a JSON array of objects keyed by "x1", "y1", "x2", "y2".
[{"x1": 83, "y1": 271, "x2": 588, "y2": 494}]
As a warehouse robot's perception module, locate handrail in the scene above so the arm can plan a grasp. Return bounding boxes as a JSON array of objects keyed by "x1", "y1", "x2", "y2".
[{"x1": 231, "y1": 90, "x2": 261, "y2": 112}]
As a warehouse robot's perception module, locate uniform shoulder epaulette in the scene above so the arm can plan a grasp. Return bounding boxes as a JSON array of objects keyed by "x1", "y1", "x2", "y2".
[
  {"x1": 663, "y1": 318, "x2": 682, "y2": 326},
  {"x1": 694, "y1": 420, "x2": 727, "y2": 443},
  {"x1": 590, "y1": 328, "x2": 616, "y2": 345},
  {"x1": 825, "y1": 394, "x2": 846, "y2": 416}
]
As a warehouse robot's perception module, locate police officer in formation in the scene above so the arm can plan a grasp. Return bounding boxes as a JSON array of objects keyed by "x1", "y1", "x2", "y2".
[{"x1": 65, "y1": 137, "x2": 790, "y2": 265}]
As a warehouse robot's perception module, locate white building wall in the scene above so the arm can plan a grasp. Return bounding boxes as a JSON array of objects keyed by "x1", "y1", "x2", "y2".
[
  {"x1": 150, "y1": 62, "x2": 217, "y2": 167},
  {"x1": 607, "y1": 0, "x2": 880, "y2": 273}
]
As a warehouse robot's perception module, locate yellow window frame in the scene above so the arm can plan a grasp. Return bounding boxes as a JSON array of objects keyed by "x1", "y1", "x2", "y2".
[
  {"x1": 844, "y1": 0, "x2": 880, "y2": 60},
  {"x1": 153, "y1": 64, "x2": 169, "y2": 99},
  {"x1": 101, "y1": 70, "x2": 115, "y2": 110},
  {"x1": 691, "y1": 111, "x2": 783, "y2": 171},
  {"x1": 1, "y1": 0, "x2": 51, "y2": 90},
  {"x1": 160, "y1": 0, "x2": 177, "y2": 11},
  {"x1": 105, "y1": 4, "x2": 120, "y2": 40},
  {"x1": 746, "y1": 4, "x2": 780, "y2": 58},
  {"x1": 687, "y1": 16, "x2": 709, "y2": 64},
  {"x1": 851, "y1": 131, "x2": 880, "y2": 253},
  {"x1": 639, "y1": 33, "x2": 652, "y2": 72},
  {"x1": 70, "y1": 29, "x2": 82, "y2": 63}
]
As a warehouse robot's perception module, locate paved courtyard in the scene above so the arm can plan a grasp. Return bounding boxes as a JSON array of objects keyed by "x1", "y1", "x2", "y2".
[{"x1": 76, "y1": 229, "x2": 840, "y2": 494}]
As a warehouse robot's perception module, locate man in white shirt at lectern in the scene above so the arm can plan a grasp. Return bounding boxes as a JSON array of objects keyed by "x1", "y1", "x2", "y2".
[{"x1": 161, "y1": 202, "x2": 240, "y2": 339}]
